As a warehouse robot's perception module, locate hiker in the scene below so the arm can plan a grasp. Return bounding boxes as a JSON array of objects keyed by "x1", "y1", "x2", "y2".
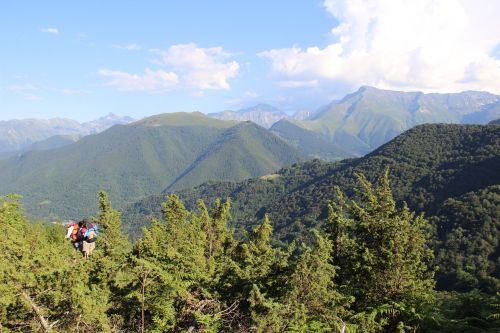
[
  {"x1": 65, "y1": 221, "x2": 81, "y2": 250},
  {"x1": 80, "y1": 219, "x2": 98, "y2": 259}
]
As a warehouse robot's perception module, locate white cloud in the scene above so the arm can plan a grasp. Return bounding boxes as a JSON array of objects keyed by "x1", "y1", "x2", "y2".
[
  {"x1": 277, "y1": 80, "x2": 319, "y2": 88},
  {"x1": 158, "y1": 43, "x2": 239, "y2": 90},
  {"x1": 113, "y1": 43, "x2": 141, "y2": 51},
  {"x1": 7, "y1": 83, "x2": 41, "y2": 100},
  {"x1": 225, "y1": 90, "x2": 259, "y2": 106},
  {"x1": 41, "y1": 27, "x2": 59, "y2": 35},
  {"x1": 260, "y1": 0, "x2": 500, "y2": 94},
  {"x1": 58, "y1": 88, "x2": 90, "y2": 95},
  {"x1": 100, "y1": 43, "x2": 239, "y2": 93},
  {"x1": 98, "y1": 68, "x2": 179, "y2": 92}
]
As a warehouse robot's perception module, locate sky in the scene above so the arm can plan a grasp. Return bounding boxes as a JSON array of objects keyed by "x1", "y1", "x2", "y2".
[{"x1": 1, "y1": 0, "x2": 499, "y2": 121}]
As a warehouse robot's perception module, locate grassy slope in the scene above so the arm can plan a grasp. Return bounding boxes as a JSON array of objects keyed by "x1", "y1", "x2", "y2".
[
  {"x1": 270, "y1": 119, "x2": 354, "y2": 160},
  {"x1": 0, "y1": 113, "x2": 304, "y2": 220}
]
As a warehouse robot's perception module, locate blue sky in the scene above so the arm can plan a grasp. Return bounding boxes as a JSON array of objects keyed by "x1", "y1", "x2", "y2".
[{"x1": 1, "y1": 0, "x2": 499, "y2": 121}]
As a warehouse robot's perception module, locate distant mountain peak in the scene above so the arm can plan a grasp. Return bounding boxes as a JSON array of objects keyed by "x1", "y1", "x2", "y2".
[
  {"x1": 238, "y1": 103, "x2": 283, "y2": 114},
  {"x1": 208, "y1": 104, "x2": 288, "y2": 128}
]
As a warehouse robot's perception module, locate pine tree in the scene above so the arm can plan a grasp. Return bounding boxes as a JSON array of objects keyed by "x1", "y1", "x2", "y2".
[
  {"x1": 285, "y1": 230, "x2": 349, "y2": 331},
  {"x1": 96, "y1": 190, "x2": 131, "y2": 259},
  {"x1": 327, "y1": 169, "x2": 435, "y2": 332}
]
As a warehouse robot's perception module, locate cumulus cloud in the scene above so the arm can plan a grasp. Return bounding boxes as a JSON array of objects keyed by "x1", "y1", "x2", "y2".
[
  {"x1": 100, "y1": 43, "x2": 239, "y2": 92},
  {"x1": 260, "y1": 0, "x2": 500, "y2": 94},
  {"x1": 157, "y1": 43, "x2": 239, "y2": 90},
  {"x1": 277, "y1": 80, "x2": 319, "y2": 88},
  {"x1": 98, "y1": 68, "x2": 179, "y2": 92},
  {"x1": 41, "y1": 27, "x2": 59, "y2": 35}
]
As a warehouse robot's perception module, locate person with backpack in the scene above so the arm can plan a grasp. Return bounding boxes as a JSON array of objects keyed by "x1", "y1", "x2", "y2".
[
  {"x1": 80, "y1": 219, "x2": 98, "y2": 259},
  {"x1": 65, "y1": 220, "x2": 81, "y2": 250}
]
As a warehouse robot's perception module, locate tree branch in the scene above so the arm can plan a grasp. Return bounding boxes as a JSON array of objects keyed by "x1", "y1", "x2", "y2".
[{"x1": 21, "y1": 291, "x2": 51, "y2": 333}]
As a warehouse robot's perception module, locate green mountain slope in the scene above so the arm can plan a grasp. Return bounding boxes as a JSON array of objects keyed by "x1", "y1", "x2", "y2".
[
  {"x1": 292, "y1": 86, "x2": 500, "y2": 155},
  {"x1": 166, "y1": 121, "x2": 306, "y2": 191},
  {"x1": 24, "y1": 134, "x2": 82, "y2": 151},
  {"x1": 270, "y1": 118, "x2": 354, "y2": 160},
  {"x1": 123, "y1": 124, "x2": 500, "y2": 292},
  {"x1": 0, "y1": 112, "x2": 305, "y2": 220}
]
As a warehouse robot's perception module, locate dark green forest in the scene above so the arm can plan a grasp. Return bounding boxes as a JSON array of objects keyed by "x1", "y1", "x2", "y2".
[
  {"x1": 124, "y1": 124, "x2": 500, "y2": 295},
  {"x1": 2, "y1": 173, "x2": 499, "y2": 332}
]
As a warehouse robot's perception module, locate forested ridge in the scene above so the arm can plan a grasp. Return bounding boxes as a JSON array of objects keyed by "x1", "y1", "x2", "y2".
[
  {"x1": 2, "y1": 174, "x2": 499, "y2": 332},
  {"x1": 124, "y1": 124, "x2": 500, "y2": 295}
]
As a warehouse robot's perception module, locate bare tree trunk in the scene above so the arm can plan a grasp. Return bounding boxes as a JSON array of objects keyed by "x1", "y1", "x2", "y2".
[
  {"x1": 21, "y1": 291, "x2": 51, "y2": 333},
  {"x1": 141, "y1": 271, "x2": 149, "y2": 333}
]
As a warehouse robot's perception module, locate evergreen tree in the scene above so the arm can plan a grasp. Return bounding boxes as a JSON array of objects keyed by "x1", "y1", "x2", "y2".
[
  {"x1": 285, "y1": 230, "x2": 350, "y2": 332},
  {"x1": 326, "y1": 169, "x2": 435, "y2": 332},
  {"x1": 96, "y1": 190, "x2": 131, "y2": 259}
]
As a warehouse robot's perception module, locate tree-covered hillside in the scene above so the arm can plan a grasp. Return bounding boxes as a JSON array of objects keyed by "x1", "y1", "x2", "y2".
[
  {"x1": 270, "y1": 119, "x2": 354, "y2": 160},
  {"x1": 0, "y1": 112, "x2": 305, "y2": 221},
  {"x1": 123, "y1": 123, "x2": 500, "y2": 293},
  {"x1": 2, "y1": 181, "x2": 499, "y2": 332}
]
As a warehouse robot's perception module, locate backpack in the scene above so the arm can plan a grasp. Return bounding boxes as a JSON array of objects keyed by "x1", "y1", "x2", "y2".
[
  {"x1": 85, "y1": 224, "x2": 99, "y2": 243},
  {"x1": 70, "y1": 223, "x2": 79, "y2": 241}
]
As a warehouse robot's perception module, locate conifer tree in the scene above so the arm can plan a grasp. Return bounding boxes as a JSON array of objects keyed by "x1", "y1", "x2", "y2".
[
  {"x1": 327, "y1": 169, "x2": 435, "y2": 331},
  {"x1": 96, "y1": 190, "x2": 131, "y2": 259},
  {"x1": 285, "y1": 230, "x2": 349, "y2": 331}
]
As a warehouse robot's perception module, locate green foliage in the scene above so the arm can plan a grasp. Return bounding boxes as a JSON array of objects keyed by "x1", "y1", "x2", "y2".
[
  {"x1": 326, "y1": 170, "x2": 436, "y2": 331},
  {"x1": 422, "y1": 291, "x2": 500, "y2": 332},
  {"x1": 0, "y1": 194, "x2": 112, "y2": 332},
  {"x1": 433, "y1": 186, "x2": 500, "y2": 293},
  {"x1": 125, "y1": 123, "x2": 500, "y2": 295},
  {"x1": 2, "y1": 158, "x2": 499, "y2": 332}
]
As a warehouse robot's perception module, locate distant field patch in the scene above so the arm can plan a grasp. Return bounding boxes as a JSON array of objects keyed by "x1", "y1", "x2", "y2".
[{"x1": 260, "y1": 174, "x2": 281, "y2": 180}]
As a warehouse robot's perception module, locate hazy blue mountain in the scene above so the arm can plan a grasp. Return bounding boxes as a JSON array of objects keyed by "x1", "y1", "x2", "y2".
[
  {"x1": 23, "y1": 134, "x2": 82, "y2": 152},
  {"x1": 0, "y1": 112, "x2": 305, "y2": 220},
  {"x1": 81, "y1": 113, "x2": 135, "y2": 133},
  {"x1": 0, "y1": 113, "x2": 134, "y2": 153},
  {"x1": 291, "y1": 109, "x2": 320, "y2": 120},
  {"x1": 208, "y1": 104, "x2": 288, "y2": 128}
]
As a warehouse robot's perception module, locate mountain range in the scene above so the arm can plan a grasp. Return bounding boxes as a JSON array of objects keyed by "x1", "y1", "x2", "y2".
[
  {"x1": 1, "y1": 86, "x2": 499, "y2": 222},
  {"x1": 3, "y1": 87, "x2": 499, "y2": 162},
  {"x1": 0, "y1": 112, "x2": 304, "y2": 220},
  {"x1": 208, "y1": 87, "x2": 500, "y2": 158},
  {"x1": 208, "y1": 104, "x2": 289, "y2": 128},
  {"x1": 0, "y1": 113, "x2": 134, "y2": 153}
]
